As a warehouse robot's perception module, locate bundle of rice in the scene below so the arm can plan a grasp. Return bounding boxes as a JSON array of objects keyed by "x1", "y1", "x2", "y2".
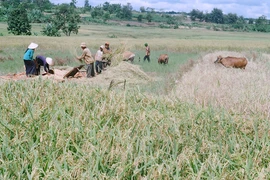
[{"x1": 94, "y1": 61, "x2": 152, "y2": 86}]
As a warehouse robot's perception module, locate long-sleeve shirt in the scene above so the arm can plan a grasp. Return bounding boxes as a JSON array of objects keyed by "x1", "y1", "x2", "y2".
[
  {"x1": 95, "y1": 50, "x2": 103, "y2": 61},
  {"x1": 77, "y1": 48, "x2": 94, "y2": 64},
  {"x1": 23, "y1": 49, "x2": 34, "y2": 60},
  {"x1": 36, "y1": 55, "x2": 50, "y2": 72}
]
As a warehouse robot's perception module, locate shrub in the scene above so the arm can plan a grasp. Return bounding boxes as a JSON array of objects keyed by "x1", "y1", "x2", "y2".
[
  {"x1": 41, "y1": 23, "x2": 61, "y2": 37},
  {"x1": 107, "y1": 34, "x2": 117, "y2": 38}
]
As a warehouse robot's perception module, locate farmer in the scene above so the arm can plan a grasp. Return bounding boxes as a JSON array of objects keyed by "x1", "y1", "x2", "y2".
[
  {"x1": 35, "y1": 55, "x2": 54, "y2": 75},
  {"x1": 76, "y1": 42, "x2": 95, "y2": 78},
  {"x1": 143, "y1": 43, "x2": 150, "y2": 62},
  {"x1": 95, "y1": 45, "x2": 104, "y2": 74},
  {"x1": 102, "y1": 42, "x2": 112, "y2": 69},
  {"x1": 23, "y1": 42, "x2": 38, "y2": 77}
]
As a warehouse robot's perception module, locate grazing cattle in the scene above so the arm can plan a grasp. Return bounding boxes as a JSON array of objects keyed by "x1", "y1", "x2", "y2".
[
  {"x1": 123, "y1": 51, "x2": 135, "y2": 62},
  {"x1": 158, "y1": 54, "x2": 169, "y2": 64},
  {"x1": 214, "y1": 55, "x2": 248, "y2": 69}
]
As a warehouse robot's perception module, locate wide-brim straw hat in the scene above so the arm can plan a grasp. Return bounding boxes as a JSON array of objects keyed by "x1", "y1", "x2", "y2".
[
  {"x1": 46, "y1": 57, "x2": 54, "y2": 66},
  {"x1": 100, "y1": 45, "x2": 104, "y2": 49},
  {"x1": 80, "y1": 42, "x2": 86, "y2": 47},
  {"x1": 28, "y1": 42, "x2": 38, "y2": 49}
]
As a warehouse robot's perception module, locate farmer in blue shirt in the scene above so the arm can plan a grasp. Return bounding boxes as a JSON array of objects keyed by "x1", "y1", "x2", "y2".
[
  {"x1": 23, "y1": 43, "x2": 38, "y2": 77},
  {"x1": 35, "y1": 55, "x2": 54, "y2": 75}
]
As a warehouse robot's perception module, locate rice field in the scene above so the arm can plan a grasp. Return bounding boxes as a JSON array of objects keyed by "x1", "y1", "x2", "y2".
[{"x1": 0, "y1": 22, "x2": 270, "y2": 179}]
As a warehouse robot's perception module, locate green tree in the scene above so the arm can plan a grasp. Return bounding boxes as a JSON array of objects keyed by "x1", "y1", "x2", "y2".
[
  {"x1": 70, "y1": 0, "x2": 77, "y2": 8},
  {"x1": 1, "y1": 0, "x2": 20, "y2": 9},
  {"x1": 197, "y1": 11, "x2": 204, "y2": 22},
  {"x1": 166, "y1": 15, "x2": 176, "y2": 25},
  {"x1": 146, "y1": 13, "x2": 152, "y2": 22},
  {"x1": 140, "y1": 6, "x2": 146, "y2": 13},
  {"x1": 190, "y1": 9, "x2": 200, "y2": 21},
  {"x1": 55, "y1": 3, "x2": 81, "y2": 36},
  {"x1": 91, "y1": 6, "x2": 103, "y2": 18},
  {"x1": 103, "y1": 1, "x2": 110, "y2": 11},
  {"x1": 255, "y1": 15, "x2": 269, "y2": 32},
  {"x1": 248, "y1": 18, "x2": 254, "y2": 24},
  {"x1": 103, "y1": 12, "x2": 110, "y2": 22},
  {"x1": 137, "y1": 14, "x2": 143, "y2": 22},
  {"x1": 210, "y1": 8, "x2": 224, "y2": 24},
  {"x1": 116, "y1": 3, "x2": 132, "y2": 20},
  {"x1": 7, "y1": 6, "x2": 31, "y2": 35},
  {"x1": 42, "y1": 3, "x2": 81, "y2": 36},
  {"x1": 108, "y1": 4, "x2": 121, "y2": 14},
  {"x1": 28, "y1": 9, "x2": 44, "y2": 23},
  {"x1": 32, "y1": 0, "x2": 52, "y2": 11},
  {"x1": 204, "y1": 12, "x2": 211, "y2": 22},
  {"x1": 84, "y1": 0, "x2": 91, "y2": 12},
  {"x1": 123, "y1": 3, "x2": 132, "y2": 19},
  {"x1": 0, "y1": 6, "x2": 8, "y2": 21},
  {"x1": 146, "y1": 7, "x2": 154, "y2": 12},
  {"x1": 224, "y1": 13, "x2": 238, "y2": 24},
  {"x1": 232, "y1": 15, "x2": 246, "y2": 30}
]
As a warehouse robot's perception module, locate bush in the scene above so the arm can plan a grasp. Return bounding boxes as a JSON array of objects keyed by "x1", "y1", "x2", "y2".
[
  {"x1": 107, "y1": 34, "x2": 117, "y2": 38},
  {"x1": 41, "y1": 23, "x2": 61, "y2": 37},
  {"x1": 212, "y1": 25, "x2": 220, "y2": 31},
  {"x1": 159, "y1": 23, "x2": 170, "y2": 29}
]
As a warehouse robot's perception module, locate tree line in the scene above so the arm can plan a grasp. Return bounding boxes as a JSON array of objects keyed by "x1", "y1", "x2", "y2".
[
  {"x1": 0, "y1": 0, "x2": 269, "y2": 36},
  {"x1": 189, "y1": 8, "x2": 270, "y2": 32}
]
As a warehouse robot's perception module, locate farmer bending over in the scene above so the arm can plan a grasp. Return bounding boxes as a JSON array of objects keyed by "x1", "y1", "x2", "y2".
[{"x1": 35, "y1": 55, "x2": 54, "y2": 75}]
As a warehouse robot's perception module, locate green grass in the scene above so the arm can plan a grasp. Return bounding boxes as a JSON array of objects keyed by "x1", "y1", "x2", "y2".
[
  {"x1": 134, "y1": 51, "x2": 197, "y2": 72},
  {"x1": 131, "y1": 51, "x2": 198, "y2": 94},
  {"x1": 1, "y1": 22, "x2": 270, "y2": 179}
]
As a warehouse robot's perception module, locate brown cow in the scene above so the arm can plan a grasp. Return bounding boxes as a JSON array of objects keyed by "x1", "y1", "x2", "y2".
[
  {"x1": 214, "y1": 55, "x2": 248, "y2": 69},
  {"x1": 158, "y1": 54, "x2": 169, "y2": 64}
]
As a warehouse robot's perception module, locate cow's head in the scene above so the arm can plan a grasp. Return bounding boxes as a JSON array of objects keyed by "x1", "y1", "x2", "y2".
[{"x1": 214, "y1": 55, "x2": 223, "y2": 63}]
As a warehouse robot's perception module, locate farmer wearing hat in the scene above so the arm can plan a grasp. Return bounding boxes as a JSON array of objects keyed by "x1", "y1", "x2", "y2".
[
  {"x1": 35, "y1": 55, "x2": 54, "y2": 75},
  {"x1": 144, "y1": 43, "x2": 150, "y2": 62},
  {"x1": 95, "y1": 45, "x2": 104, "y2": 74},
  {"x1": 76, "y1": 42, "x2": 95, "y2": 78},
  {"x1": 23, "y1": 42, "x2": 38, "y2": 76}
]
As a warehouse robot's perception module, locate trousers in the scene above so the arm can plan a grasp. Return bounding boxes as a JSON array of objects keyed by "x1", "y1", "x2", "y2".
[
  {"x1": 86, "y1": 63, "x2": 95, "y2": 78},
  {"x1": 24, "y1": 60, "x2": 36, "y2": 76},
  {"x1": 144, "y1": 55, "x2": 150, "y2": 62}
]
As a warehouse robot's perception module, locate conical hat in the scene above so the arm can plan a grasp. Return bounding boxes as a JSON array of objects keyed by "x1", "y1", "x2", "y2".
[
  {"x1": 46, "y1": 57, "x2": 54, "y2": 66},
  {"x1": 28, "y1": 42, "x2": 38, "y2": 49}
]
